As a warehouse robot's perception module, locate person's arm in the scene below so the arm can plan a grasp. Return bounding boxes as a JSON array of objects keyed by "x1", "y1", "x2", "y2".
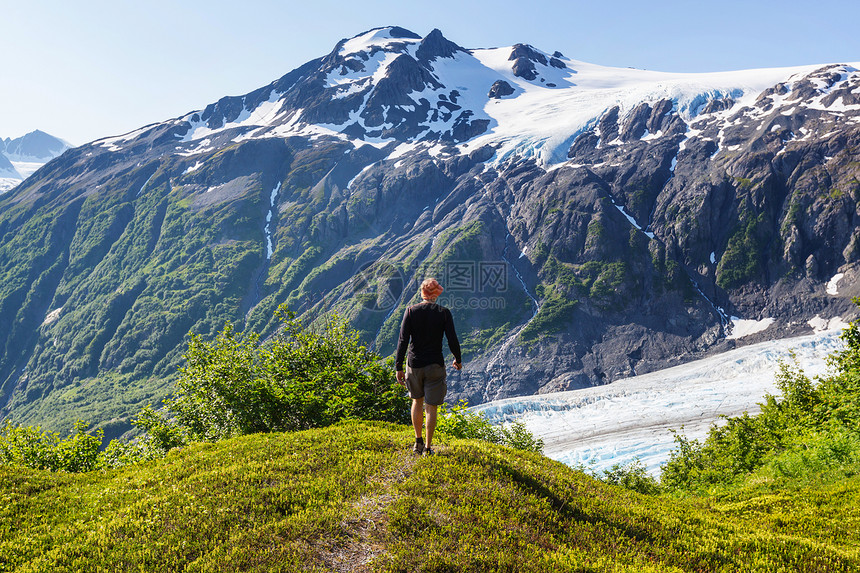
[
  {"x1": 395, "y1": 308, "x2": 411, "y2": 383},
  {"x1": 444, "y1": 308, "x2": 463, "y2": 369}
]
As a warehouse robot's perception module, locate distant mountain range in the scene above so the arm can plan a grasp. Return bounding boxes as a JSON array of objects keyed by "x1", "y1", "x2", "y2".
[
  {"x1": 0, "y1": 26, "x2": 858, "y2": 436},
  {"x1": 0, "y1": 130, "x2": 72, "y2": 193}
]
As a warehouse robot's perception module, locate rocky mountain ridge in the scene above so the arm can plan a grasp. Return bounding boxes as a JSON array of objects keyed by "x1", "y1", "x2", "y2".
[{"x1": 0, "y1": 26, "x2": 858, "y2": 433}]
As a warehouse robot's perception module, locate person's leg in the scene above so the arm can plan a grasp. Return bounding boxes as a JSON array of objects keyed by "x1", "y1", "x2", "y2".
[
  {"x1": 411, "y1": 397, "x2": 425, "y2": 439},
  {"x1": 424, "y1": 403, "x2": 438, "y2": 448}
]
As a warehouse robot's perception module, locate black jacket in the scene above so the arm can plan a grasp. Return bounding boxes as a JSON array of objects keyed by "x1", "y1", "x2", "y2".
[{"x1": 395, "y1": 302, "x2": 462, "y2": 370}]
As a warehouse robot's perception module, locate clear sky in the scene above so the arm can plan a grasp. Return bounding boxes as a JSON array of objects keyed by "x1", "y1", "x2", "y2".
[{"x1": 3, "y1": 0, "x2": 858, "y2": 146}]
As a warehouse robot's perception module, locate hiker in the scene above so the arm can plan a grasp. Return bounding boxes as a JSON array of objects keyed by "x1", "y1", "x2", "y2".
[{"x1": 395, "y1": 277, "x2": 463, "y2": 456}]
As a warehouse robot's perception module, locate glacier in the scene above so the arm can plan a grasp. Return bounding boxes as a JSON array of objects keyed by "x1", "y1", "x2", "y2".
[{"x1": 472, "y1": 328, "x2": 846, "y2": 476}]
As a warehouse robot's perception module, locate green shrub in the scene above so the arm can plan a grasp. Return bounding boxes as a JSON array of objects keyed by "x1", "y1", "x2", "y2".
[
  {"x1": 0, "y1": 420, "x2": 104, "y2": 472},
  {"x1": 600, "y1": 458, "x2": 661, "y2": 494},
  {"x1": 762, "y1": 428, "x2": 860, "y2": 481},
  {"x1": 137, "y1": 306, "x2": 410, "y2": 453},
  {"x1": 436, "y1": 401, "x2": 544, "y2": 454},
  {"x1": 716, "y1": 210, "x2": 766, "y2": 289},
  {"x1": 662, "y1": 302, "x2": 860, "y2": 490}
]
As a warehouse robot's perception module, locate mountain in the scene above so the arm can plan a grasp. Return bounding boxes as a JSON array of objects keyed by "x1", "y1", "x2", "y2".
[
  {"x1": 0, "y1": 153, "x2": 22, "y2": 194},
  {"x1": 1, "y1": 26, "x2": 858, "y2": 435},
  {"x1": 1, "y1": 129, "x2": 72, "y2": 162},
  {"x1": 0, "y1": 154, "x2": 20, "y2": 178},
  {"x1": 0, "y1": 130, "x2": 72, "y2": 193}
]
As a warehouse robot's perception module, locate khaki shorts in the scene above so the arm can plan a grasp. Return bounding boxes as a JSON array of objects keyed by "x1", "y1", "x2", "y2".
[{"x1": 405, "y1": 363, "x2": 447, "y2": 406}]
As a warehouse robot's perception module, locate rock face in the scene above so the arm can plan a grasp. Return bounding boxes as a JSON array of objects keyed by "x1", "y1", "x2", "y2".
[
  {"x1": 0, "y1": 26, "x2": 858, "y2": 434},
  {"x1": 488, "y1": 80, "x2": 515, "y2": 99}
]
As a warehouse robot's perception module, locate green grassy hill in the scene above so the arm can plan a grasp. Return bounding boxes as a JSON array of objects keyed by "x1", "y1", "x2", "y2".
[{"x1": 2, "y1": 421, "x2": 858, "y2": 572}]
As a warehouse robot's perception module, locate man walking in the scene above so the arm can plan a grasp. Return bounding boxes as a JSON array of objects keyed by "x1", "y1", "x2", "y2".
[{"x1": 395, "y1": 277, "x2": 463, "y2": 456}]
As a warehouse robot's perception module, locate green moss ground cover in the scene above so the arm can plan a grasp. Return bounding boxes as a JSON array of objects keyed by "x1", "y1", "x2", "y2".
[{"x1": 2, "y1": 421, "x2": 858, "y2": 572}]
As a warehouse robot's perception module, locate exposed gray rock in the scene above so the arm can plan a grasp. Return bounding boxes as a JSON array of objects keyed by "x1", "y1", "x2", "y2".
[
  {"x1": 488, "y1": 80, "x2": 515, "y2": 99},
  {"x1": 416, "y1": 28, "x2": 466, "y2": 62},
  {"x1": 509, "y1": 44, "x2": 548, "y2": 80}
]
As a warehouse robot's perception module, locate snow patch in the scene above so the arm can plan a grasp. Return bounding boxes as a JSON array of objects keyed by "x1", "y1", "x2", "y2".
[
  {"x1": 95, "y1": 124, "x2": 154, "y2": 151},
  {"x1": 42, "y1": 307, "x2": 63, "y2": 326},
  {"x1": 808, "y1": 314, "x2": 850, "y2": 333},
  {"x1": 137, "y1": 173, "x2": 155, "y2": 197},
  {"x1": 9, "y1": 161, "x2": 42, "y2": 179},
  {"x1": 180, "y1": 90, "x2": 285, "y2": 142},
  {"x1": 0, "y1": 178, "x2": 20, "y2": 194},
  {"x1": 339, "y1": 28, "x2": 420, "y2": 58},
  {"x1": 264, "y1": 182, "x2": 281, "y2": 260},
  {"x1": 727, "y1": 316, "x2": 774, "y2": 339},
  {"x1": 827, "y1": 272, "x2": 844, "y2": 295},
  {"x1": 610, "y1": 196, "x2": 654, "y2": 238},
  {"x1": 347, "y1": 162, "x2": 377, "y2": 189},
  {"x1": 184, "y1": 161, "x2": 204, "y2": 175}
]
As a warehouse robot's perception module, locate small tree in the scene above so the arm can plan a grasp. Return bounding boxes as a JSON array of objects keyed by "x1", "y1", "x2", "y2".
[{"x1": 137, "y1": 307, "x2": 410, "y2": 452}]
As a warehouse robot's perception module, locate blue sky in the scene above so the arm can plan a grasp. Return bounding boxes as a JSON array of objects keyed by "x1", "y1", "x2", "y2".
[{"x1": 3, "y1": 0, "x2": 858, "y2": 145}]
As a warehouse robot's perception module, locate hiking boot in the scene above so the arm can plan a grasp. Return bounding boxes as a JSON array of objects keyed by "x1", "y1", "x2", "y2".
[
  {"x1": 413, "y1": 437, "x2": 425, "y2": 454},
  {"x1": 423, "y1": 447, "x2": 434, "y2": 456}
]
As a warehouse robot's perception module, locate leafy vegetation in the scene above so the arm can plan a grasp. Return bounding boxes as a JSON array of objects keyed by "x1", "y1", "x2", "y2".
[
  {"x1": 716, "y1": 205, "x2": 767, "y2": 289},
  {"x1": 599, "y1": 459, "x2": 660, "y2": 495},
  {"x1": 661, "y1": 301, "x2": 860, "y2": 491},
  {"x1": 0, "y1": 161, "x2": 266, "y2": 434},
  {"x1": 135, "y1": 307, "x2": 410, "y2": 453},
  {"x1": 2, "y1": 421, "x2": 858, "y2": 571},
  {"x1": 436, "y1": 400, "x2": 545, "y2": 453},
  {"x1": 519, "y1": 289, "x2": 577, "y2": 342},
  {"x1": 0, "y1": 307, "x2": 410, "y2": 471},
  {"x1": 0, "y1": 420, "x2": 104, "y2": 473}
]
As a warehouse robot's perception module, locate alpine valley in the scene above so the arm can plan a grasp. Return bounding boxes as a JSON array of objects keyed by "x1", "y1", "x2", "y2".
[{"x1": 1, "y1": 26, "x2": 859, "y2": 436}]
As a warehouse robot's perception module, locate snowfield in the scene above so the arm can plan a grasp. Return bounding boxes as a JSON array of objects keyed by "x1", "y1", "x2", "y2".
[
  {"x1": 473, "y1": 328, "x2": 846, "y2": 476},
  {"x1": 136, "y1": 25, "x2": 860, "y2": 174}
]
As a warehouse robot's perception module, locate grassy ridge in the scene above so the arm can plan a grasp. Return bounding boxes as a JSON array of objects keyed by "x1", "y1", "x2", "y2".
[{"x1": 2, "y1": 421, "x2": 858, "y2": 572}]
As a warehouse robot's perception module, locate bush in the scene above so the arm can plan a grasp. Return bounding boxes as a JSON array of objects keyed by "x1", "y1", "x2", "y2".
[
  {"x1": 662, "y1": 302, "x2": 860, "y2": 490},
  {"x1": 0, "y1": 420, "x2": 104, "y2": 472},
  {"x1": 137, "y1": 307, "x2": 410, "y2": 453},
  {"x1": 436, "y1": 401, "x2": 544, "y2": 454},
  {"x1": 600, "y1": 458, "x2": 661, "y2": 495},
  {"x1": 1, "y1": 307, "x2": 411, "y2": 472},
  {"x1": 762, "y1": 428, "x2": 860, "y2": 481}
]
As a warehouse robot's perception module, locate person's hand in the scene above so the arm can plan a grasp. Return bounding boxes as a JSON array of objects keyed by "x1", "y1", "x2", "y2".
[
  {"x1": 453, "y1": 360, "x2": 463, "y2": 371},
  {"x1": 396, "y1": 370, "x2": 406, "y2": 386}
]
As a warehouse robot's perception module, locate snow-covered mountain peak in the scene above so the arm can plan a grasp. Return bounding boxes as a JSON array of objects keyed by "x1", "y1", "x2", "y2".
[
  {"x1": 1, "y1": 130, "x2": 72, "y2": 193},
  {"x1": 337, "y1": 26, "x2": 421, "y2": 58},
  {"x1": 92, "y1": 27, "x2": 860, "y2": 174},
  {"x1": 415, "y1": 28, "x2": 467, "y2": 64},
  {"x1": 2, "y1": 129, "x2": 72, "y2": 162}
]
